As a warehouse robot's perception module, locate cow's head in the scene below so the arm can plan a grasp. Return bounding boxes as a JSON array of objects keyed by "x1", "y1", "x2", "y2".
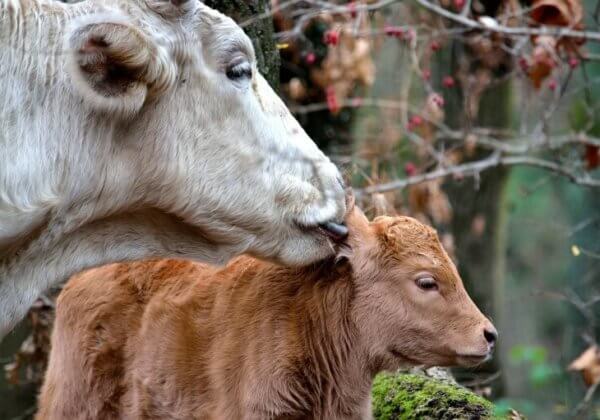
[
  {"x1": 63, "y1": 0, "x2": 346, "y2": 265},
  {"x1": 340, "y1": 204, "x2": 497, "y2": 369}
]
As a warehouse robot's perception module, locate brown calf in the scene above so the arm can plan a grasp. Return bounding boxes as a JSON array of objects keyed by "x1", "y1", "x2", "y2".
[{"x1": 37, "y1": 206, "x2": 496, "y2": 420}]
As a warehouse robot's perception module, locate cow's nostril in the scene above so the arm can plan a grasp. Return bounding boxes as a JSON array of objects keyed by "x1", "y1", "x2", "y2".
[{"x1": 483, "y1": 328, "x2": 497, "y2": 345}]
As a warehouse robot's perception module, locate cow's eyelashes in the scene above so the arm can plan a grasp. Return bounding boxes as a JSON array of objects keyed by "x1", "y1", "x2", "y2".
[{"x1": 226, "y1": 60, "x2": 252, "y2": 81}]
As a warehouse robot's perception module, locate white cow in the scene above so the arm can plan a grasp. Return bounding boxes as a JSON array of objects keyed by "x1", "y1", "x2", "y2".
[{"x1": 0, "y1": 0, "x2": 347, "y2": 338}]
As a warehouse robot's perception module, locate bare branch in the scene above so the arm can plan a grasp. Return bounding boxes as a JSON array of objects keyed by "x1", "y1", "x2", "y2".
[
  {"x1": 357, "y1": 153, "x2": 600, "y2": 196},
  {"x1": 414, "y1": 0, "x2": 600, "y2": 42}
]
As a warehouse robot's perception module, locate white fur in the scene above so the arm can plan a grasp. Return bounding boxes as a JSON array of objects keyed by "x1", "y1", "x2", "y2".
[{"x1": 0, "y1": 0, "x2": 346, "y2": 338}]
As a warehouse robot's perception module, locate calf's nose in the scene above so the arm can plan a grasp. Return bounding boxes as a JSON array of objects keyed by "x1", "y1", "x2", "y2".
[{"x1": 483, "y1": 325, "x2": 498, "y2": 347}]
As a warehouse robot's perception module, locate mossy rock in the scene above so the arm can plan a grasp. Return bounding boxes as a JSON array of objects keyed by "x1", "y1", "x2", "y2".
[{"x1": 372, "y1": 373, "x2": 499, "y2": 420}]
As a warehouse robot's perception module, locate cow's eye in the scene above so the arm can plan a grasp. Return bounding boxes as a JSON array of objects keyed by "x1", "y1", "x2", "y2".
[
  {"x1": 226, "y1": 59, "x2": 252, "y2": 81},
  {"x1": 415, "y1": 276, "x2": 438, "y2": 291}
]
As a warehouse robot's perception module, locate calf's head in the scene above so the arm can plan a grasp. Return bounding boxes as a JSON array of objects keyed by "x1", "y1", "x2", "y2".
[
  {"x1": 63, "y1": 0, "x2": 346, "y2": 265},
  {"x1": 341, "y1": 206, "x2": 497, "y2": 369}
]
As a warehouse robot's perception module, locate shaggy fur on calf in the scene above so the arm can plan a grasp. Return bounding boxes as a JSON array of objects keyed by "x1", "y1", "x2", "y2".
[{"x1": 37, "y1": 206, "x2": 495, "y2": 420}]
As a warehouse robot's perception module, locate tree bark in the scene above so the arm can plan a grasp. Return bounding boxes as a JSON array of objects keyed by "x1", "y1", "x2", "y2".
[
  {"x1": 436, "y1": 43, "x2": 512, "y2": 397},
  {"x1": 436, "y1": 29, "x2": 512, "y2": 395}
]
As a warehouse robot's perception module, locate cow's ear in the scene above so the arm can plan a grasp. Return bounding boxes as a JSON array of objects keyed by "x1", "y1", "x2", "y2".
[{"x1": 66, "y1": 17, "x2": 175, "y2": 117}]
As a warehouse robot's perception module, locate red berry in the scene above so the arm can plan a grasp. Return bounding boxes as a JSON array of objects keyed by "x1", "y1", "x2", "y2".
[
  {"x1": 305, "y1": 52, "x2": 316, "y2": 65},
  {"x1": 442, "y1": 75, "x2": 455, "y2": 88},
  {"x1": 404, "y1": 162, "x2": 417, "y2": 176},
  {"x1": 384, "y1": 25, "x2": 403, "y2": 38},
  {"x1": 324, "y1": 30, "x2": 340, "y2": 46},
  {"x1": 348, "y1": 2, "x2": 357, "y2": 18},
  {"x1": 518, "y1": 57, "x2": 529, "y2": 72},
  {"x1": 453, "y1": 0, "x2": 465, "y2": 10},
  {"x1": 568, "y1": 57, "x2": 579, "y2": 69},
  {"x1": 430, "y1": 40, "x2": 441, "y2": 52},
  {"x1": 585, "y1": 145, "x2": 600, "y2": 169},
  {"x1": 326, "y1": 86, "x2": 340, "y2": 113},
  {"x1": 422, "y1": 69, "x2": 431, "y2": 81},
  {"x1": 407, "y1": 115, "x2": 424, "y2": 131},
  {"x1": 548, "y1": 79, "x2": 558, "y2": 91}
]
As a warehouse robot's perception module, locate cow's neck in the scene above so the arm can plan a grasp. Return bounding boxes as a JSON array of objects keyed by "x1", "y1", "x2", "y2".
[
  {"x1": 0, "y1": 1, "x2": 174, "y2": 338},
  {"x1": 0, "y1": 209, "x2": 245, "y2": 338}
]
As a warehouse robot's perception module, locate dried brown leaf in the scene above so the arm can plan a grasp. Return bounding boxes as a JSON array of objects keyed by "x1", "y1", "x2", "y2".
[
  {"x1": 371, "y1": 193, "x2": 398, "y2": 217},
  {"x1": 528, "y1": 36, "x2": 557, "y2": 89},
  {"x1": 568, "y1": 345, "x2": 600, "y2": 387},
  {"x1": 530, "y1": 0, "x2": 583, "y2": 28},
  {"x1": 408, "y1": 180, "x2": 452, "y2": 225}
]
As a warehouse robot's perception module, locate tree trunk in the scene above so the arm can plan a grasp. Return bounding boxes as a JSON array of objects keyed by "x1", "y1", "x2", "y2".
[{"x1": 445, "y1": 85, "x2": 512, "y2": 398}]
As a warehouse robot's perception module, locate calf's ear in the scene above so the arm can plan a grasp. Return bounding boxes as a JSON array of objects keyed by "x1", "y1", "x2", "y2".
[
  {"x1": 336, "y1": 204, "x2": 375, "y2": 261},
  {"x1": 347, "y1": 206, "x2": 375, "y2": 246},
  {"x1": 66, "y1": 16, "x2": 175, "y2": 117}
]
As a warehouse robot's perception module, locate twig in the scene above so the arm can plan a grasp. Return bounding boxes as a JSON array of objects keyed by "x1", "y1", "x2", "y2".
[
  {"x1": 571, "y1": 380, "x2": 600, "y2": 419},
  {"x1": 9, "y1": 406, "x2": 36, "y2": 420},
  {"x1": 356, "y1": 153, "x2": 600, "y2": 196},
  {"x1": 413, "y1": 0, "x2": 600, "y2": 42}
]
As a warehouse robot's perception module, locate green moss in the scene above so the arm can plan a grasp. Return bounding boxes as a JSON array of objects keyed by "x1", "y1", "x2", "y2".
[{"x1": 372, "y1": 373, "x2": 499, "y2": 420}]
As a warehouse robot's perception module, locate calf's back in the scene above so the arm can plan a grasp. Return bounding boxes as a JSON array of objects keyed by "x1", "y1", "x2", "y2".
[{"x1": 37, "y1": 258, "x2": 365, "y2": 419}]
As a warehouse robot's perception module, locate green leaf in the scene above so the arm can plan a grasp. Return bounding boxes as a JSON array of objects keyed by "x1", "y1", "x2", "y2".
[
  {"x1": 509, "y1": 345, "x2": 547, "y2": 364},
  {"x1": 530, "y1": 363, "x2": 560, "y2": 387}
]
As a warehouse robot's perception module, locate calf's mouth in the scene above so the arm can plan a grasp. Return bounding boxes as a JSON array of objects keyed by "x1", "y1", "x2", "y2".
[{"x1": 455, "y1": 353, "x2": 491, "y2": 367}]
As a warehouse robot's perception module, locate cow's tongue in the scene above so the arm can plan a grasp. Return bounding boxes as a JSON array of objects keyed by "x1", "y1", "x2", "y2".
[{"x1": 318, "y1": 222, "x2": 348, "y2": 242}]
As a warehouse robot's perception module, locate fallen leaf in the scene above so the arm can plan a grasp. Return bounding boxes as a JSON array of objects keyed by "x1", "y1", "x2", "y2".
[
  {"x1": 471, "y1": 214, "x2": 486, "y2": 237},
  {"x1": 287, "y1": 78, "x2": 307, "y2": 101},
  {"x1": 371, "y1": 193, "x2": 398, "y2": 217},
  {"x1": 530, "y1": 0, "x2": 583, "y2": 29},
  {"x1": 530, "y1": 0, "x2": 585, "y2": 53},
  {"x1": 408, "y1": 180, "x2": 452, "y2": 224},
  {"x1": 528, "y1": 36, "x2": 557, "y2": 89},
  {"x1": 311, "y1": 19, "x2": 375, "y2": 106},
  {"x1": 568, "y1": 345, "x2": 600, "y2": 387}
]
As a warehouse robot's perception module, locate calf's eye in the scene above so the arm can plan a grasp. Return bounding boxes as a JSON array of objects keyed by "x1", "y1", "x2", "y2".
[{"x1": 416, "y1": 276, "x2": 438, "y2": 291}]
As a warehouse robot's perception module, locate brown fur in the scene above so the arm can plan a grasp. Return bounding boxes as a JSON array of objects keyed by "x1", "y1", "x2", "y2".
[{"x1": 37, "y1": 207, "x2": 495, "y2": 420}]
